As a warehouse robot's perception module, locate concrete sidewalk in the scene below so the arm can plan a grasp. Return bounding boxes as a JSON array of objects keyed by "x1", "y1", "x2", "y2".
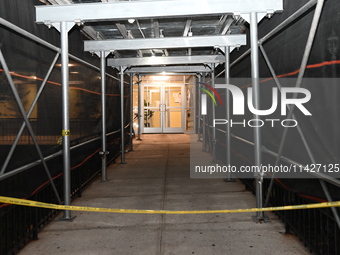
[{"x1": 19, "y1": 134, "x2": 310, "y2": 255}]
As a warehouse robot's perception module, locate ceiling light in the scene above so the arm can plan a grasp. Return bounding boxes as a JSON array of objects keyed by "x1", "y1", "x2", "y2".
[
  {"x1": 152, "y1": 76, "x2": 170, "y2": 81},
  {"x1": 128, "y1": 19, "x2": 135, "y2": 24},
  {"x1": 56, "y1": 63, "x2": 75, "y2": 67}
]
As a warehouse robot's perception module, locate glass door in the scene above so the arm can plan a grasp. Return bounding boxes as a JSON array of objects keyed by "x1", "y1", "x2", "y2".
[
  {"x1": 142, "y1": 85, "x2": 162, "y2": 133},
  {"x1": 163, "y1": 85, "x2": 184, "y2": 133},
  {"x1": 142, "y1": 84, "x2": 184, "y2": 133}
]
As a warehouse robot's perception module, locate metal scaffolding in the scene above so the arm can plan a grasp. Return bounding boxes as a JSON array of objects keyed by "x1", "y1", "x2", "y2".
[
  {"x1": 2, "y1": 1, "x2": 340, "y2": 253},
  {"x1": 24, "y1": 0, "x2": 337, "y2": 229},
  {"x1": 0, "y1": 16, "x2": 127, "y2": 217}
]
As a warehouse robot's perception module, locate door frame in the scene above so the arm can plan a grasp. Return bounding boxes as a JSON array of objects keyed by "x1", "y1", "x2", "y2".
[{"x1": 141, "y1": 83, "x2": 185, "y2": 134}]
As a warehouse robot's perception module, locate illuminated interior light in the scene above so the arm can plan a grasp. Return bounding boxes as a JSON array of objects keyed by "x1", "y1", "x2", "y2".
[
  {"x1": 56, "y1": 64, "x2": 75, "y2": 67},
  {"x1": 152, "y1": 75, "x2": 170, "y2": 81}
]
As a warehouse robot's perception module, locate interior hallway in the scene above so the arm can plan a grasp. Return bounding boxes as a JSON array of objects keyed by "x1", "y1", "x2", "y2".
[{"x1": 19, "y1": 134, "x2": 310, "y2": 255}]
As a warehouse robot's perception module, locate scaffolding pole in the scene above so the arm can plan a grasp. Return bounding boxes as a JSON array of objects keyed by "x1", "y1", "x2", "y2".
[
  {"x1": 60, "y1": 21, "x2": 74, "y2": 220},
  {"x1": 120, "y1": 67, "x2": 126, "y2": 164},
  {"x1": 213, "y1": 0, "x2": 318, "y2": 76},
  {"x1": 0, "y1": 52, "x2": 60, "y2": 175},
  {"x1": 272, "y1": 0, "x2": 340, "y2": 229},
  {"x1": 224, "y1": 46, "x2": 233, "y2": 182},
  {"x1": 137, "y1": 75, "x2": 142, "y2": 140},
  {"x1": 0, "y1": 50, "x2": 62, "y2": 205},
  {"x1": 197, "y1": 74, "x2": 202, "y2": 141},
  {"x1": 259, "y1": 45, "x2": 318, "y2": 206},
  {"x1": 0, "y1": 18, "x2": 120, "y2": 82},
  {"x1": 274, "y1": 0, "x2": 325, "y2": 170},
  {"x1": 100, "y1": 51, "x2": 108, "y2": 182},
  {"x1": 211, "y1": 65, "x2": 217, "y2": 163},
  {"x1": 129, "y1": 74, "x2": 134, "y2": 151},
  {"x1": 202, "y1": 74, "x2": 207, "y2": 152},
  {"x1": 250, "y1": 12, "x2": 265, "y2": 221}
]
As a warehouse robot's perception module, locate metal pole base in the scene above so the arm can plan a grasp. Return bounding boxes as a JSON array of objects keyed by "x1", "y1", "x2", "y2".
[
  {"x1": 59, "y1": 216, "x2": 76, "y2": 222},
  {"x1": 252, "y1": 214, "x2": 270, "y2": 223},
  {"x1": 120, "y1": 162, "x2": 127, "y2": 164},
  {"x1": 100, "y1": 179, "x2": 109, "y2": 183}
]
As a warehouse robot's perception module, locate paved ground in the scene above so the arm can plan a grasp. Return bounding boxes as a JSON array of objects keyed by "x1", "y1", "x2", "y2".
[{"x1": 19, "y1": 134, "x2": 311, "y2": 255}]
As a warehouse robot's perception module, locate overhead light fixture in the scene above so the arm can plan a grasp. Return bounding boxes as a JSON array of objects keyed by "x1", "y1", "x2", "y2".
[
  {"x1": 56, "y1": 63, "x2": 75, "y2": 67},
  {"x1": 152, "y1": 75, "x2": 170, "y2": 81},
  {"x1": 188, "y1": 27, "x2": 193, "y2": 37},
  {"x1": 128, "y1": 19, "x2": 135, "y2": 24}
]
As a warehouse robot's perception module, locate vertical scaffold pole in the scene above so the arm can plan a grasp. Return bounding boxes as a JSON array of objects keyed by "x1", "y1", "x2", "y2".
[
  {"x1": 60, "y1": 21, "x2": 73, "y2": 220},
  {"x1": 100, "y1": 51, "x2": 108, "y2": 182},
  {"x1": 202, "y1": 73, "x2": 207, "y2": 152},
  {"x1": 137, "y1": 75, "x2": 142, "y2": 140},
  {"x1": 224, "y1": 46, "x2": 233, "y2": 182},
  {"x1": 197, "y1": 74, "x2": 202, "y2": 141},
  {"x1": 120, "y1": 67, "x2": 126, "y2": 164},
  {"x1": 129, "y1": 74, "x2": 134, "y2": 151},
  {"x1": 250, "y1": 12, "x2": 264, "y2": 221},
  {"x1": 212, "y1": 65, "x2": 216, "y2": 163}
]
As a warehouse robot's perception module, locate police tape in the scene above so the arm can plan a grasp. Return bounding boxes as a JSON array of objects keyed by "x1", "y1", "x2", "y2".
[{"x1": 0, "y1": 196, "x2": 339, "y2": 215}]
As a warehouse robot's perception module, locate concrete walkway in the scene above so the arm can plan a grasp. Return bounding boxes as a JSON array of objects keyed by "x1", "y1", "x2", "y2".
[{"x1": 20, "y1": 134, "x2": 310, "y2": 255}]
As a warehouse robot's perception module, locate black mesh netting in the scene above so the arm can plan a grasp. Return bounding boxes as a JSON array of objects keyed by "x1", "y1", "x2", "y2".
[
  {"x1": 211, "y1": 0, "x2": 340, "y2": 201},
  {"x1": 0, "y1": 0, "x2": 130, "y2": 196}
]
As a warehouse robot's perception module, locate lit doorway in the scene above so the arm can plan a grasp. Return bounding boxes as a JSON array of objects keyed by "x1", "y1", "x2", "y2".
[
  {"x1": 133, "y1": 75, "x2": 195, "y2": 134},
  {"x1": 142, "y1": 84, "x2": 184, "y2": 133}
]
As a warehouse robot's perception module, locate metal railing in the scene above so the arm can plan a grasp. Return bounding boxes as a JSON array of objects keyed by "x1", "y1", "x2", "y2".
[
  {"x1": 0, "y1": 118, "x2": 100, "y2": 145},
  {"x1": 209, "y1": 127, "x2": 340, "y2": 255},
  {"x1": 0, "y1": 128, "x2": 131, "y2": 255},
  {"x1": 0, "y1": 15, "x2": 132, "y2": 254},
  {"x1": 239, "y1": 178, "x2": 340, "y2": 255}
]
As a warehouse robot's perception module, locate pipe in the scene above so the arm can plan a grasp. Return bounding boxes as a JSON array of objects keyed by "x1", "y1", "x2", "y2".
[
  {"x1": 100, "y1": 51, "x2": 108, "y2": 182},
  {"x1": 60, "y1": 21, "x2": 72, "y2": 219},
  {"x1": 202, "y1": 74, "x2": 207, "y2": 152},
  {"x1": 274, "y1": 0, "x2": 325, "y2": 169},
  {"x1": 0, "y1": 52, "x2": 60, "y2": 175},
  {"x1": 211, "y1": 65, "x2": 216, "y2": 163},
  {"x1": 0, "y1": 49, "x2": 62, "y2": 206},
  {"x1": 259, "y1": 45, "x2": 317, "y2": 206},
  {"x1": 120, "y1": 67, "x2": 126, "y2": 164},
  {"x1": 225, "y1": 46, "x2": 232, "y2": 181},
  {"x1": 250, "y1": 12, "x2": 264, "y2": 220},
  {"x1": 215, "y1": 0, "x2": 318, "y2": 78},
  {"x1": 0, "y1": 130, "x2": 123, "y2": 182},
  {"x1": 230, "y1": 135, "x2": 340, "y2": 189},
  {"x1": 129, "y1": 74, "x2": 134, "y2": 151},
  {"x1": 137, "y1": 75, "x2": 142, "y2": 140},
  {"x1": 197, "y1": 74, "x2": 202, "y2": 141},
  {"x1": 259, "y1": 0, "x2": 318, "y2": 44},
  {"x1": 0, "y1": 17, "x2": 123, "y2": 82}
]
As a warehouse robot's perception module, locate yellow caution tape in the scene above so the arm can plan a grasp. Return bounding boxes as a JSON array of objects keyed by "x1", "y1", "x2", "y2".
[
  {"x1": 0, "y1": 196, "x2": 339, "y2": 215},
  {"x1": 62, "y1": 130, "x2": 70, "y2": 136}
]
